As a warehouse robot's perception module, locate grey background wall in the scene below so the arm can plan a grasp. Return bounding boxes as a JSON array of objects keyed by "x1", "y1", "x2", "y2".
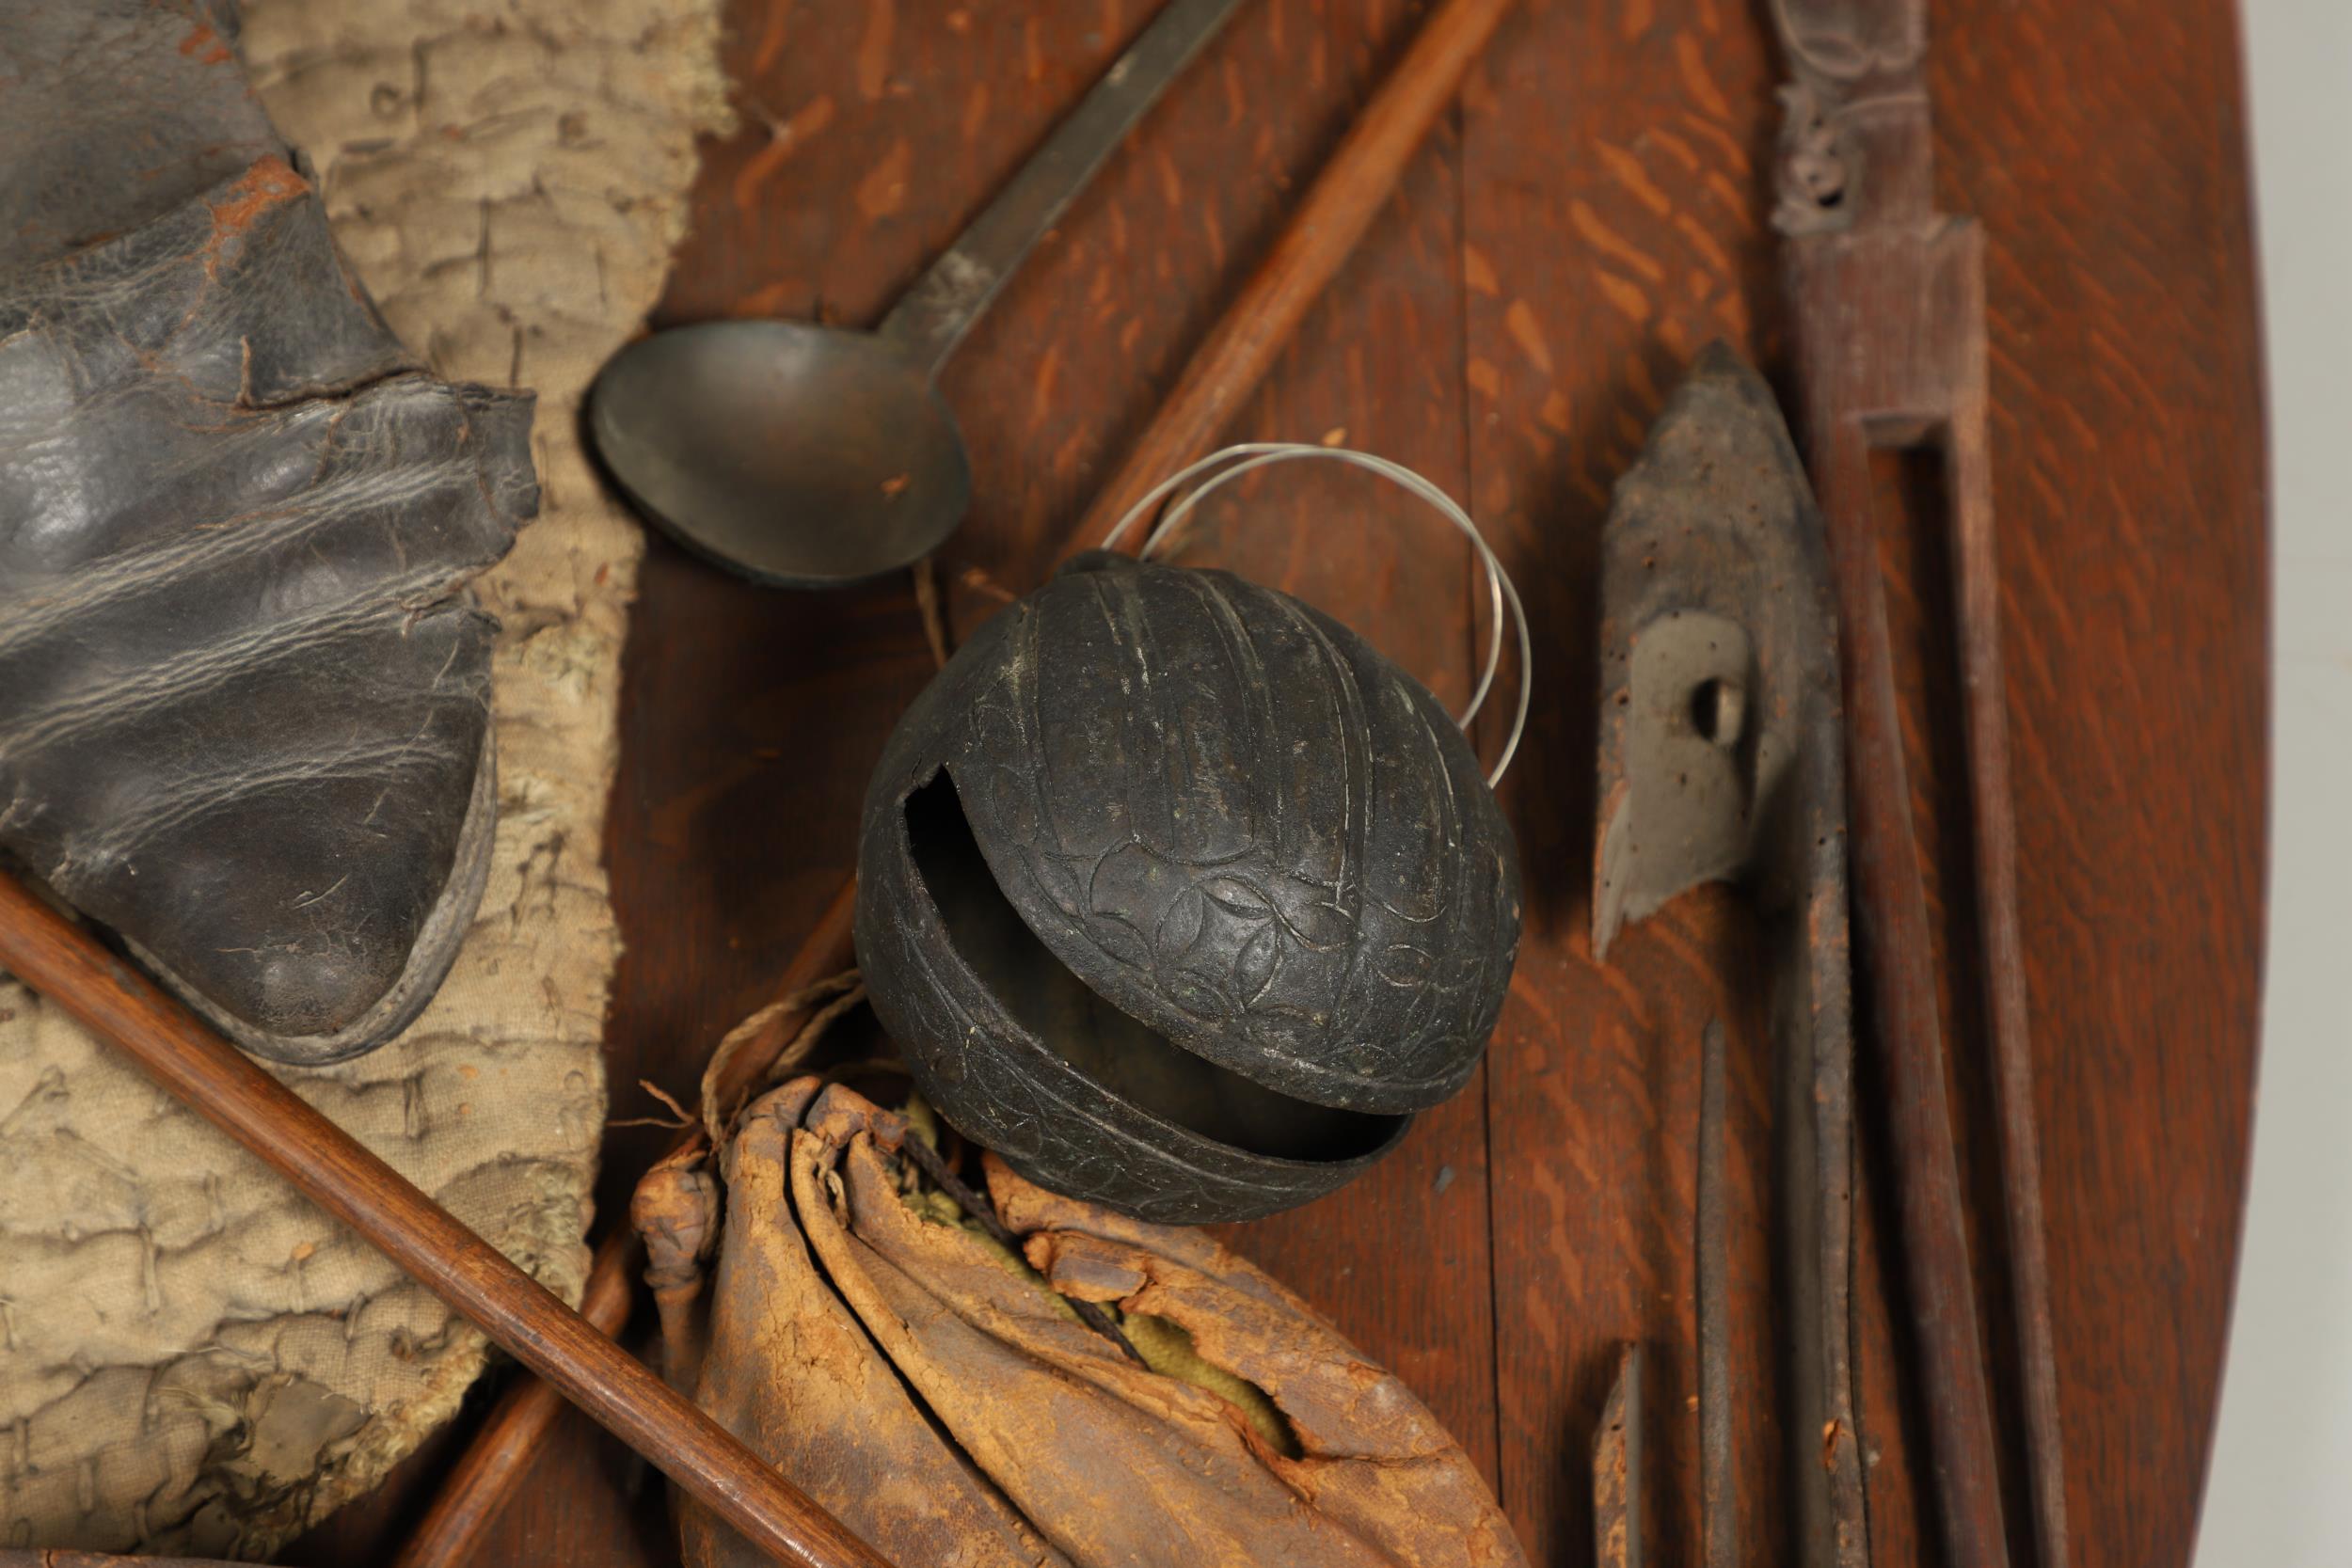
[{"x1": 2193, "y1": 3, "x2": 2351, "y2": 1563}]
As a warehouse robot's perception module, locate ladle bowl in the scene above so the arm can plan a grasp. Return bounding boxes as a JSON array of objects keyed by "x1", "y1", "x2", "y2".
[{"x1": 591, "y1": 321, "x2": 969, "y2": 587}]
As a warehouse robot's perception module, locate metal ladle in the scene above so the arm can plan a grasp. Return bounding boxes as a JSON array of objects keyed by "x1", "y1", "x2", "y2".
[{"x1": 589, "y1": 0, "x2": 1245, "y2": 587}]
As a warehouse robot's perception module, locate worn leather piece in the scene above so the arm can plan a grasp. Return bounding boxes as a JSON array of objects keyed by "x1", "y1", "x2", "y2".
[
  {"x1": 858, "y1": 549, "x2": 1518, "y2": 1221},
  {"x1": 636, "y1": 1076, "x2": 1528, "y2": 1568},
  {"x1": 0, "y1": 0, "x2": 534, "y2": 1063},
  {"x1": 0, "y1": 1, "x2": 275, "y2": 276}
]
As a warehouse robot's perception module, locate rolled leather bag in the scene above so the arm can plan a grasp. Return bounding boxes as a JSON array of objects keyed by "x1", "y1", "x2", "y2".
[
  {"x1": 0, "y1": 0, "x2": 535, "y2": 1064},
  {"x1": 634, "y1": 1074, "x2": 1531, "y2": 1568}
]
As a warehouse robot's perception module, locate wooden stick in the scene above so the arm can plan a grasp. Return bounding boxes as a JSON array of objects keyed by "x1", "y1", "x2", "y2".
[
  {"x1": 0, "y1": 872, "x2": 894, "y2": 1568},
  {"x1": 397, "y1": 1, "x2": 1520, "y2": 1551},
  {"x1": 1808, "y1": 412, "x2": 2010, "y2": 1568},
  {"x1": 1950, "y1": 375, "x2": 2071, "y2": 1568},
  {"x1": 384, "y1": 1228, "x2": 640, "y2": 1568},
  {"x1": 1066, "y1": 0, "x2": 1519, "y2": 546}
]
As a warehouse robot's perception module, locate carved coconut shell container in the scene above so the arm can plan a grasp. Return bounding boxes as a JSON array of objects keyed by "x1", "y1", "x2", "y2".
[{"x1": 856, "y1": 550, "x2": 1522, "y2": 1222}]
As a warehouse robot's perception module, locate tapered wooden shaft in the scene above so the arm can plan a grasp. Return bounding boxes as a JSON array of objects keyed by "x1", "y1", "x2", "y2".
[
  {"x1": 1948, "y1": 353, "x2": 2070, "y2": 1568},
  {"x1": 1591, "y1": 1345, "x2": 1643, "y2": 1568},
  {"x1": 0, "y1": 871, "x2": 894, "y2": 1568},
  {"x1": 0, "y1": 1555, "x2": 254, "y2": 1567},
  {"x1": 1808, "y1": 408, "x2": 2010, "y2": 1568}
]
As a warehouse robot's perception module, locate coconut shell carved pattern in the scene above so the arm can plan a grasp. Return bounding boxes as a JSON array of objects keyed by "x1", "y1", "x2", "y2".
[{"x1": 859, "y1": 551, "x2": 1521, "y2": 1222}]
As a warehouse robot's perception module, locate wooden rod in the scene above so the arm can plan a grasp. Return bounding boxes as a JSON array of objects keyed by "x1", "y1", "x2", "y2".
[
  {"x1": 1066, "y1": 0, "x2": 1519, "y2": 546},
  {"x1": 0, "y1": 871, "x2": 894, "y2": 1568},
  {"x1": 1947, "y1": 306, "x2": 2070, "y2": 1568},
  {"x1": 1810, "y1": 416, "x2": 2010, "y2": 1568},
  {"x1": 385, "y1": 1229, "x2": 639, "y2": 1568},
  {"x1": 1769, "y1": 5, "x2": 2057, "y2": 1536}
]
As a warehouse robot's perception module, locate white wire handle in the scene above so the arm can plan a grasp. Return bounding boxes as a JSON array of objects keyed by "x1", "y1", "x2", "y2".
[{"x1": 1099, "y1": 442, "x2": 1530, "y2": 786}]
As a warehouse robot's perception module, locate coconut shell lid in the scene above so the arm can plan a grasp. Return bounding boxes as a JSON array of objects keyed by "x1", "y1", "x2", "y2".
[{"x1": 872, "y1": 550, "x2": 1521, "y2": 1118}]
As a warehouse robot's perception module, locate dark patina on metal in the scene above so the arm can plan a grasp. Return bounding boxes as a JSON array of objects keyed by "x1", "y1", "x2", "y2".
[{"x1": 858, "y1": 549, "x2": 1521, "y2": 1222}]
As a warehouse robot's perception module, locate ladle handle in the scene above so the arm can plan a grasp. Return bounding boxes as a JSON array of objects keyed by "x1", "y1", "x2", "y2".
[{"x1": 878, "y1": 0, "x2": 1246, "y2": 380}]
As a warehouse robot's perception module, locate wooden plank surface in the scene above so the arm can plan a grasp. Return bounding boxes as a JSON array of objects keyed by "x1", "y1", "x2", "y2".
[{"x1": 293, "y1": 0, "x2": 2265, "y2": 1563}]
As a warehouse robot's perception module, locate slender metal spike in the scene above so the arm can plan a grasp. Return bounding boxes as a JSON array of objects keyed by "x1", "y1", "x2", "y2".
[{"x1": 1698, "y1": 1018, "x2": 1736, "y2": 1568}]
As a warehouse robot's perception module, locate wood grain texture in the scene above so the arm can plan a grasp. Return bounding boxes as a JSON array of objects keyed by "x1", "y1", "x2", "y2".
[
  {"x1": 1459, "y1": 5, "x2": 1788, "y2": 1560},
  {"x1": 292, "y1": 0, "x2": 2265, "y2": 1564},
  {"x1": 1927, "y1": 8, "x2": 2267, "y2": 1567},
  {"x1": 1062, "y1": 0, "x2": 1516, "y2": 548}
]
